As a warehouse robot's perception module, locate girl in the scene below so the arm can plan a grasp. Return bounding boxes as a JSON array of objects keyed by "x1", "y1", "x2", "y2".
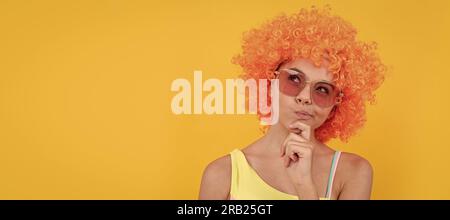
[{"x1": 199, "y1": 6, "x2": 385, "y2": 200}]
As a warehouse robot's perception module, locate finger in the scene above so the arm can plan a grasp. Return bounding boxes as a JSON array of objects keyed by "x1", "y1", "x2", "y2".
[
  {"x1": 289, "y1": 153, "x2": 296, "y2": 161},
  {"x1": 285, "y1": 143, "x2": 313, "y2": 159},
  {"x1": 288, "y1": 121, "x2": 311, "y2": 140},
  {"x1": 284, "y1": 154, "x2": 290, "y2": 167},
  {"x1": 285, "y1": 140, "x2": 312, "y2": 153},
  {"x1": 288, "y1": 121, "x2": 312, "y2": 141},
  {"x1": 284, "y1": 146, "x2": 295, "y2": 167},
  {"x1": 284, "y1": 146, "x2": 300, "y2": 167},
  {"x1": 281, "y1": 133, "x2": 308, "y2": 157},
  {"x1": 283, "y1": 145, "x2": 290, "y2": 167},
  {"x1": 289, "y1": 142, "x2": 313, "y2": 150},
  {"x1": 289, "y1": 153, "x2": 298, "y2": 162},
  {"x1": 288, "y1": 132, "x2": 309, "y2": 143}
]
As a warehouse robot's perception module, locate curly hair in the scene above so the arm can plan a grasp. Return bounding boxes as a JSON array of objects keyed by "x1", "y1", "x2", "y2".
[{"x1": 232, "y1": 6, "x2": 386, "y2": 143}]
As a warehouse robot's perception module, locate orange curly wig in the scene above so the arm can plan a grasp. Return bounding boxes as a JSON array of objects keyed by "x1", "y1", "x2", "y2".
[{"x1": 232, "y1": 6, "x2": 386, "y2": 143}]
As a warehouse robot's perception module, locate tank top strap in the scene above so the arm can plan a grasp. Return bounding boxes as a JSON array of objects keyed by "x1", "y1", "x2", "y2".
[
  {"x1": 229, "y1": 148, "x2": 251, "y2": 199},
  {"x1": 324, "y1": 151, "x2": 342, "y2": 199}
]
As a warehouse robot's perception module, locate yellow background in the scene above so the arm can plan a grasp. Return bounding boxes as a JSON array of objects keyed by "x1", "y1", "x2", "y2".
[{"x1": 1, "y1": 0, "x2": 450, "y2": 199}]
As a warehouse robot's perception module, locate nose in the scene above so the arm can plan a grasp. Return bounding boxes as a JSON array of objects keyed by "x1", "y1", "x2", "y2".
[{"x1": 295, "y1": 84, "x2": 312, "y2": 105}]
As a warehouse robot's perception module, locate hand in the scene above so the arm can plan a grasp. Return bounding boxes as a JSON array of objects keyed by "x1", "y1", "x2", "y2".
[{"x1": 280, "y1": 121, "x2": 314, "y2": 186}]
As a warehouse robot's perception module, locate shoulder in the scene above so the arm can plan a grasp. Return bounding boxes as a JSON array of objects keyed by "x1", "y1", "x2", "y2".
[
  {"x1": 203, "y1": 154, "x2": 232, "y2": 180},
  {"x1": 339, "y1": 152, "x2": 373, "y2": 179},
  {"x1": 336, "y1": 152, "x2": 373, "y2": 199},
  {"x1": 198, "y1": 153, "x2": 232, "y2": 200}
]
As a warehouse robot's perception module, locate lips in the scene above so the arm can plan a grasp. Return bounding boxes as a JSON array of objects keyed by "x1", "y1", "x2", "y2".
[{"x1": 295, "y1": 111, "x2": 313, "y2": 120}]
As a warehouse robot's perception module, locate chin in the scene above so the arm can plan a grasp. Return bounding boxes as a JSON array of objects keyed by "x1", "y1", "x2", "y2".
[
  {"x1": 296, "y1": 118, "x2": 316, "y2": 126},
  {"x1": 284, "y1": 116, "x2": 313, "y2": 126}
]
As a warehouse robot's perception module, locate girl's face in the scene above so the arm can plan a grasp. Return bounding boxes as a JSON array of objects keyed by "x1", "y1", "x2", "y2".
[{"x1": 277, "y1": 58, "x2": 338, "y2": 131}]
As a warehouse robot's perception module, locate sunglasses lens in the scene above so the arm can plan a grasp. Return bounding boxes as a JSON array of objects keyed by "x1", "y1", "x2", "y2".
[
  {"x1": 312, "y1": 82, "x2": 338, "y2": 107},
  {"x1": 278, "y1": 70, "x2": 338, "y2": 108},
  {"x1": 279, "y1": 70, "x2": 305, "y2": 96}
]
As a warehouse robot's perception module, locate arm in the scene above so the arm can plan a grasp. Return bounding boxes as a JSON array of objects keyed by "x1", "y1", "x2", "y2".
[
  {"x1": 198, "y1": 155, "x2": 231, "y2": 200},
  {"x1": 337, "y1": 154, "x2": 373, "y2": 200}
]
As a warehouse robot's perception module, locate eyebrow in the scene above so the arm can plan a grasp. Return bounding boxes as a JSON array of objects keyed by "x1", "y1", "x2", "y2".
[
  {"x1": 287, "y1": 67, "x2": 335, "y2": 85},
  {"x1": 288, "y1": 67, "x2": 304, "y2": 74}
]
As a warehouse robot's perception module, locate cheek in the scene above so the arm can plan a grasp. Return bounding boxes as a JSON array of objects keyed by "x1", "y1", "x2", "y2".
[
  {"x1": 312, "y1": 107, "x2": 333, "y2": 125},
  {"x1": 277, "y1": 93, "x2": 295, "y2": 123},
  {"x1": 279, "y1": 93, "x2": 292, "y2": 108},
  {"x1": 278, "y1": 93, "x2": 295, "y2": 114}
]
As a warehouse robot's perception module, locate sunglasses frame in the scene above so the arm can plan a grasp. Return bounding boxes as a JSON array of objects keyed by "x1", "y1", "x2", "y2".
[{"x1": 274, "y1": 68, "x2": 344, "y2": 107}]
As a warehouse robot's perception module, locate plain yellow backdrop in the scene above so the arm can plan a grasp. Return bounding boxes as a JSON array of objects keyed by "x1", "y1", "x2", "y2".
[{"x1": 1, "y1": 0, "x2": 450, "y2": 199}]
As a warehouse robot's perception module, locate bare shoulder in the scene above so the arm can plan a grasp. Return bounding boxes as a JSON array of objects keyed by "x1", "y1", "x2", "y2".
[
  {"x1": 337, "y1": 152, "x2": 373, "y2": 199},
  {"x1": 198, "y1": 154, "x2": 232, "y2": 200},
  {"x1": 339, "y1": 152, "x2": 373, "y2": 179}
]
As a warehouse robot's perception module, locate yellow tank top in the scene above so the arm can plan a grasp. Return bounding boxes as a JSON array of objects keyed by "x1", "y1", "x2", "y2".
[{"x1": 229, "y1": 148, "x2": 342, "y2": 200}]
